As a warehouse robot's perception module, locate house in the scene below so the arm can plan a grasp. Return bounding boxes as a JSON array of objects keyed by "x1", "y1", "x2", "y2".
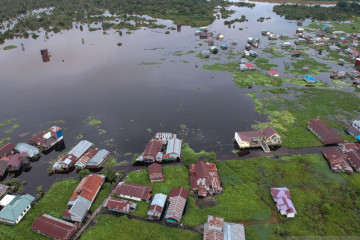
[
  {"x1": 344, "y1": 150, "x2": 360, "y2": 172},
  {"x1": 210, "y1": 46, "x2": 219, "y2": 54},
  {"x1": 294, "y1": 38, "x2": 306, "y2": 45},
  {"x1": 147, "y1": 193, "x2": 167, "y2": 220},
  {"x1": 297, "y1": 20, "x2": 303, "y2": 26},
  {"x1": 234, "y1": 126, "x2": 281, "y2": 152},
  {"x1": 0, "y1": 161, "x2": 8, "y2": 177},
  {"x1": 0, "y1": 184, "x2": 9, "y2": 200},
  {"x1": 352, "y1": 120, "x2": 360, "y2": 131},
  {"x1": 345, "y1": 125, "x2": 360, "y2": 141},
  {"x1": 268, "y1": 34, "x2": 278, "y2": 40},
  {"x1": 28, "y1": 126, "x2": 63, "y2": 151},
  {"x1": 115, "y1": 182, "x2": 152, "y2": 202},
  {"x1": 74, "y1": 149, "x2": 99, "y2": 170},
  {"x1": 338, "y1": 142, "x2": 360, "y2": 152},
  {"x1": 270, "y1": 188, "x2": 296, "y2": 218},
  {"x1": 208, "y1": 38, "x2": 214, "y2": 46},
  {"x1": 0, "y1": 194, "x2": 35, "y2": 225},
  {"x1": 14, "y1": 143, "x2": 39, "y2": 158},
  {"x1": 164, "y1": 137, "x2": 182, "y2": 161},
  {"x1": 281, "y1": 42, "x2": 291, "y2": 48},
  {"x1": 245, "y1": 44, "x2": 251, "y2": 50},
  {"x1": 104, "y1": 198, "x2": 137, "y2": 214},
  {"x1": 32, "y1": 214, "x2": 78, "y2": 240},
  {"x1": 136, "y1": 140, "x2": 163, "y2": 163},
  {"x1": 86, "y1": 149, "x2": 110, "y2": 168},
  {"x1": 221, "y1": 43, "x2": 228, "y2": 50},
  {"x1": 53, "y1": 140, "x2": 93, "y2": 171},
  {"x1": 203, "y1": 215, "x2": 246, "y2": 240},
  {"x1": 7, "y1": 152, "x2": 27, "y2": 172},
  {"x1": 330, "y1": 71, "x2": 347, "y2": 79},
  {"x1": 200, "y1": 31, "x2": 208, "y2": 39},
  {"x1": 245, "y1": 62, "x2": 255, "y2": 70},
  {"x1": 216, "y1": 34, "x2": 224, "y2": 40},
  {"x1": 304, "y1": 75, "x2": 317, "y2": 83},
  {"x1": 202, "y1": 50, "x2": 210, "y2": 58},
  {"x1": 189, "y1": 161, "x2": 222, "y2": 197},
  {"x1": 148, "y1": 163, "x2": 164, "y2": 182},
  {"x1": 165, "y1": 187, "x2": 188, "y2": 223},
  {"x1": 308, "y1": 119, "x2": 343, "y2": 145},
  {"x1": 268, "y1": 70, "x2": 279, "y2": 77},
  {"x1": 296, "y1": 27, "x2": 304, "y2": 33},
  {"x1": 291, "y1": 50, "x2": 302, "y2": 57},
  {"x1": 0, "y1": 143, "x2": 15, "y2": 157},
  {"x1": 63, "y1": 174, "x2": 105, "y2": 222},
  {"x1": 322, "y1": 148, "x2": 353, "y2": 173},
  {"x1": 239, "y1": 64, "x2": 248, "y2": 71},
  {"x1": 329, "y1": 45, "x2": 340, "y2": 52}
]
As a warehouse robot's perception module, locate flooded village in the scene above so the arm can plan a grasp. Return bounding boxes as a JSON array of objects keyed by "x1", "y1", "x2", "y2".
[{"x1": 1, "y1": 0, "x2": 360, "y2": 239}]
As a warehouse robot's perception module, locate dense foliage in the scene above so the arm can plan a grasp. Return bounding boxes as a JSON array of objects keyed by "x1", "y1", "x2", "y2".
[{"x1": 273, "y1": 1, "x2": 360, "y2": 20}]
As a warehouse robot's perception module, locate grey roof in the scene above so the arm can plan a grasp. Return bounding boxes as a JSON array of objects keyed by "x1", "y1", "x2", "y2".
[
  {"x1": 150, "y1": 193, "x2": 167, "y2": 208},
  {"x1": 86, "y1": 149, "x2": 110, "y2": 167},
  {"x1": 68, "y1": 140, "x2": 93, "y2": 159},
  {"x1": 0, "y1": 194, "x2": 35, "y2": 223},
  {"x1": 223, "y1": 222, "x2": 245, "y2": 240},
  {"x1": 15, "y1": 143, "x2": 39, "y2": 158},
  {"x1": 166, "y1": 138, "x2": 182, "y2": 157},
  {"x1": 69, "y1": 196, "x2": 91, "y2": 222},
  {"x1": 155, "y1": 132, "x2": 176, "y2": 141}
]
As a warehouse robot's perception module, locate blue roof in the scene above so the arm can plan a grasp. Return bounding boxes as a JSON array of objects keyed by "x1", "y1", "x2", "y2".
[
  {"x1": 357, "y1": 136, "x2": 360, "y2": 141},
  {"x1": 322, "y1": 26, "x2": 327, "y2": 29},
  {"x1": 304, "y1": 75, "x2": 317, "y2": 83},
  {"x1": 222, "y1": 43, "x2": 228, "y2": 46}
]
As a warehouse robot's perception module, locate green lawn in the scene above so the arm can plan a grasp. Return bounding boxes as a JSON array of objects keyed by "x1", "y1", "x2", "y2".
[
  {"x1": 89, "y1": 182, "x2": 113, "y2": 213},
  {"x1": 248, "y1": 88, "x2": 360, "y2": 148},
  {"x1": 0, "y1": 179, "x2": 79, "y2": 239},
  {"x1": 286, "y1": 56, "x2": 331, "y2": 76},
  {"x1": 81, "y1": 214, "x2": 202, "y2": 240},
  {"x1": 255, "y1": 58, "x2": 278, "y2": 70}
]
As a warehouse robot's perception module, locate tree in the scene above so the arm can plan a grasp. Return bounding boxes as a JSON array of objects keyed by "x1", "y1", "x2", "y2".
[
  {"x1": 36, "y1": 185, "x2": 43, "y2": 192},
  {"x1": 103, "y1": 158, "x2": 117, "y2": 182},
  {"x1": 78, "y1": 169, "x2": 90, "y2": 180}
]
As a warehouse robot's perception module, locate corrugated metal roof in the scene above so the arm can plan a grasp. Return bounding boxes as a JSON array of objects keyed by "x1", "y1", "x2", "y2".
[
  {"x1": 223, "y1": 222, "x2": 245, "y2": 240},
  {"x1": 166, "y1": 138, "x2": 182, "y2": 157},
  {"x1": 68, "y1": 140, "x2": 93, "y2": 159},
  {"x1": 165, "y1": 195, "x2": 186, "y2": 222},
  {"x1": 75, "y1": 149, "x2": 99, "y2": 169},
  {"x1": 86, "y1": 149, "x2": 110, "y2": 167},
  {"x1": 115, "y1": 182, "x2": 152, "y2": 201},
  {"x1": 150, "y1": 193, "x2": 167, "y2": 208},
  {"x1": 69, "y1": 196, "x2": 91, "y2": 222},
  {"x1": 155, "y1": 133, "x2": 176, "y2": 141},
  {"x1": 0, "y1": 143, "x2": 15, "y2": 157},
  {"x1": 0, "y1": 194, "x2": 35, "y2": 222},
  {"x1": 15, "y1": 143, "x2": 39, "y2": 158},
  {"x1": 32, "y1": 214, "x2": 77, "y2": 240},
  {"x1": 308, "y1": 119, "x2": 343, "y2": 145}
]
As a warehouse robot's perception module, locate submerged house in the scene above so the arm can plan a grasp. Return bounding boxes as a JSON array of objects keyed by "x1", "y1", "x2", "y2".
[
  {"x1": 221, "y1": 43, "x2": 228, "y2": 50},
  {"x1": 0, "y1": 194, "x2": 35, "y2": 225},
  {"x1": 234, "y1": 126, "x2": 281, "y2": 152},
  {"x1": 148, "y1": 163, "x2": 164, "y2": 182},
  {"x1": 147, "y1": 193, "x2": 167, "y2": 220},
  {"x1": 308, "y1": 119, "x2": 343, "y2": 145},
  {"x1": 203, "y1": 215, "x2": 246, "y2": 240},
  {"x1": 104, "y1": 198, "x2": 137, "y2": 214},
  {"x1": 210, "y1": 46, "x2": 219, "y2": 54},
  {"x1": 15, "y1": 143, "x2": 40, "y2": 158},
  {"x1": 165, "y1": 187, "x2": 188, "y2": 223},
  {"x1": 32, "y1": 214, "x2": 78, "y2": 240},
  {"x1": 28, "y1": 126, "x2": 63, "y2": 151},
  {"x1": 270, "y1": 188, "x2": 297, "y2": 218},
  {"x1": 189, "y1": 161, "x2": 222, "y2": 197},
  {"x1": 52, "y1": 140, "x2": 93, "y2": 172},
  {"x1": 114, "y1": 182, "x2": 152, "y2": 202},
  {"x1": 63, "y1": 174, "x2": 105, "y2": 222}
]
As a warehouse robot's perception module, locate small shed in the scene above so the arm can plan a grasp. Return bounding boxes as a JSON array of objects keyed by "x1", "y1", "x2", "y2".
[
  {"x1": 220, "y1": 43, "x2": 228, "y2": 50},
  {"x1": 239, "y1": 64, "x2": 248, "y2": 71},
  {"x1": 201, "y1": 50, "x2": 210, "y2": 58},
  {"x1": 281, "y1": 42, "x2": 291, "y2": 48},
  {"x1": 338, "y1": 58, "x2": 345, "y2": 66},
  {"x1": 245, "y1": 62, "x2": 255, "y2": 70},
  {"x1": 268, "y1": 70, "x2": 279, "y2": 77},
  {"x1": 304, "y1": 75, "x2": 317, "y2": 83},
  {"x1": 209, "y1": 46, "x2": 218, "y2": 54},
  {"x1": 296, "y1": 27, "x2": 304, "y2": 33},
  {"x1": 207, "y1": 37, "x2": 214, "y2": 46},
  {"x1": 291, "y1": 50, "x2": 302, "y2": 57}
]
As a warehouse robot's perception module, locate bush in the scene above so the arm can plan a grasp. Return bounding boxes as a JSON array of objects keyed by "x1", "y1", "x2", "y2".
[{"x1": 78, "y1": 169, "x2": 90, "y2": 180}]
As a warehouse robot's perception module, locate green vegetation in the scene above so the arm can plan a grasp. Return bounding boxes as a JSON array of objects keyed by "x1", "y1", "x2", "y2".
[
  {"x1": 254, "y1": 58, "x2": 277, "y2": 70},
  {"x1": 219, "y1": 7, "x2": 235, "y2": 19},
  {"x1": 117, "y1": 42, "x2": 122, "y2": 47},
  {"x1": 103, "y1": 157, "x2": 117, "y2": 182},
  {"x1": 263, "y1": 48, "x2": 284, "y2": 58},
  {"x1": 140, "y1": 62, "x2": 161, "y2": 65},
  {"x1": 81, "y1": 215, "x2": 202, "y2": 240},
  {"x1": 0, "y1": 179, "x2": 79, "y2": 239},
  {"x1": 75, "y1": 134, "x2": 84, "y2": 140},
  {"x1": 0, "y1": 137, "x2": 11, "y2": 146},
  {"x1": 286, "y1": 57, "x2": 331, "y2": 75},
  {"x1": 0, "y1": 120, "x2": 12, "y2": 127},
  {"x1": 273, "y1": 2, "x2": 360, "y2": 21},
  {"x1": 78, "y1": 169, "x2": 90, "y2": 180},
  {"x1": 89, "y1": 182, "x2": 112, "y2": 213},
  {"x1": 3, "y1": 45, "x2": 17, "y2": 50},
  {"x1": 181, "y1": 143, "x2": 216, "y2": 166},
  {"x1": 89, "y1": 119, "x2": 102, "y2": 125},
  {"x1": 3, "y1": 123, "x2": 20, "y2": 133},
  {"x1": 248, "y1": 88, "x2": 360, "y2": 148}
]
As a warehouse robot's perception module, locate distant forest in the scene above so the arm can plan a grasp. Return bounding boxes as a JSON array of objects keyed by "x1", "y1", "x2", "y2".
[{"x1": 273, "y1": 1, "x2": 360, "y2": 21}]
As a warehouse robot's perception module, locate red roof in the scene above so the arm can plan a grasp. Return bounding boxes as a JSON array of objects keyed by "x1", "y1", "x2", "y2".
[
  {"x1": 308, "y1": 119, "x2": 343, "y2": 145},
  {"x1": 70, "y1": 174, "x2": 105, "y2": 203},
  {"x1": 204, "y1": 230, "x2": 224, "y2": 240},
  {"x1": 148, "y1": 163, "x2": 164, "y2": 181},
  {"x1": 245, "y1": 62, "x2": 254, "y2": 68},
  {"x1": 169, "y1": 187, "x2": 189, "y2": 199},
  {"x1": 338, "y1": 142, "x2": 360, "y2": 152},
  {"x1": 189, "y1": 161, "x2": 222, "y2": 197},
  {"x1": 141, "y1": 140, "x2": 163, "y2": 161},
  {"x1": 105, "y1": 198, "x2": 133, "y2": 212},
  {"x1": 76, "y1": 149, "x2": 99, "y2": 166},
  {"x1": 270, "y1": 187, "x2": 291, "y2": 199},
  {"x1": 322, "y1": 148, "x2": 353, "y2": 173},
  {"x1": 344, "y1": 150, "x2": 360, "y2": 172},
  {"x1": 0, "y1": 143, "x2": 15, "y2": 157},
  {"x1": 32, "y1": 214, "x2": 77, "y2": 240},
  {"x1": 115, "y1": 182, "x2": 152, "y2": 201},
  {"x1": 268, "y1": 70, "x2": 279, "y2": 75}
]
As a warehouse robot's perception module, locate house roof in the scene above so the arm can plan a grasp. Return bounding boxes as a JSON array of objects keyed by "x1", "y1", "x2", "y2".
[
  {"x1": 32, "y1": 214, "x2": 77, "y2": 240},
  {"x1": 0, "y1": 143, "x2": 15, "y2": 157},
  {"x1": 344, "y1": 150, "x2": 360, "y2": 171},
  {"x1": 236, "y1": 127, "x2": 279, "y2": 142},
  {"x1": 115, "y1": 182, "x2": 152, "y2": 201},
  {"x1": 0, "y1": 194, "x2": 35, "y2": 222},
  {"x1": 75, "y1": 149, "x2": 99, "y2": 169},
  {"x1": 86, "y1": 149, "x2": 110, "y2": 167},
  {"x1": 15, "y1": 143, "x2": 39, "y2": 158},
  {"x1": 148, "y1": 193, "x2": 167, "y2": 217},
  {"x1": 271, "y1": 187, "x2": 291, "y2": 199},
  {"x1": 155, "y1": 132, "x2": 177, "y2": 140},
  {"x1": 223, "y1": 222, "x2": 246, "y2": 240},
  {"x1": 322, "y1": 147, "x2": 353, "y2": 173},
  {"x1": 8, "y1": 153, "x2": 27, "y2": 167},
  {"x1": 140, "y1": 140, "x2": 163, "y2": 161},
  {"x1": 169, "y1": 187, "x2": 189, "y2": 199},
  {"x1": 165, "y1": 195, "x2": 187, "y2": 222},
  {"x1": 69, "y1": 174, "x2": 105, "y2": 203},
  {"x1": 268, "y1": 70, "x2": 279, "y2": 75},
  {"x1": 245, "y1": 62, "x2": 254, "y2": 68},
  {"x1": 68, "y1": 140, "x2": 93, "y2": 159},
  {"x1": 338, "y1": 142, "x2": 360, "y2": 152},
  {"x1": 148, "y1": 163, "x2": 163, "y2": 178},
  {"x1": 166, "y1": 138, "x2": 182, "y2": 156},
  {"x1": 208, "y1": 215, "x2": 224, "y2": 227},
  {"x1": 189, "y1": 161, "x2": 222, "y2": 197},
  {"x1": 204, "y1": 230, "x2": 224, "y2": 240},
  {"x1": 0, "y1": 184, "x2": 9, "y2": 196},
  {"x1": 68, "y1": 196, "x2": 91, "y2": 222},
  {"x1": 308, "y1": 119, "x2": 343, "y2": 145},
  {"x1": 276, "y1": 197, "x2": 297, "y2": 214},
  {"x1": 104, "y1": 198, "x2": 135, "y2": 212}
]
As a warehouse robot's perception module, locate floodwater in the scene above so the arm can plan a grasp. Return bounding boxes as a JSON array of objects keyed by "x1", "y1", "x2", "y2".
[{"x1": 0, "y1": 2, "x2": 355, "y2": 194}]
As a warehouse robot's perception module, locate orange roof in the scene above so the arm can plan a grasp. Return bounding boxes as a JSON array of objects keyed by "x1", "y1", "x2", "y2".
[{"x1": 70, "y1": 174, "x2": 105, "y2": 202}]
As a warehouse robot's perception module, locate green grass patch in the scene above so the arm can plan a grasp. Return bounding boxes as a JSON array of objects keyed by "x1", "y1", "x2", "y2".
[
  {"x1": 182, "y1": 60, "x2": 189, "y2": 63},
  {"x1": 249, "y1": 88, "x2": 360, "y2": 148},
  {"x1": 254, "y1": 58, "x2": 278, "y2": 70},
  {"x1": 0, "y1": 120, "x2": 12, "y2": 127},
  {"x1": 286, "y1": 57, "x2": 331, "y2": 75},
  {"x1": 89, "y1": 182, "x2": 112, "y2": 213},
  {"x1": 81, "y1": 215, "x2": 202, "y2": 240},
  {"x1": 0, "y1": 179, "x2": 79, "y2": 239},
  {"x1": 4, "y1": 123, "x2": 19, "y2": 133},
  {"x1": 181, "y1": 143, "x2": 216, "y2": 166},
  {"x1": 89, "y1": 119, "x2": 102, "y2": 126},
  {"x1": 3, "y1": 45, "x2": 17, "y2": 50},
  {"x1": 0, "y1": 137, "x2": 11, "y2": 147},
  {"x1": 263, "y1": 48, "x2": 284, "y2": 58}
]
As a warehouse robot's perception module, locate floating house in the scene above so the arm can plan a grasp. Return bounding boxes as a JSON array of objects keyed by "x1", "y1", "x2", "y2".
[
  {"x1": 207, "y1": 37, "x2": 214, "y2": 46},
  {"x1": 210, "y1": 46, "x2": 219, "y2": 54},
  {"x1": 63, "y1": 174, "x2": 105, "y2": 222},
  {"x1": 270, "y1": 188, "x2": 297, "y2": 218},
  {"x1": 85, "y1": 149, "x2": 110, "y2": 169},
  {"x1": 40, "y1": 49, "x2": 51, "y2": 62},
  {"x1": 221, "y1": 43, "x2": 228, "y2": 50},
  {"x1": 115, "y1": 182, "x2": 152, "y2": 202},
  {"x1": 203, "y1": 215, "x2": 246, "y2": 240},
  {"x1": 0, "y1": 194, "x2": 35, "y2": 225},
  {"x1": 239, "y1": 64, "x2": 248, "y2": 71},
  {"x1": 7, "y1": 152, "x2": 27, "y2": 172},
  {"x1": 216, "y1": 34, "x2": 224, "y2": 40},
  {"x1": 330, "y1": 71, "x2": 347, "y2": 79},
  {"x1": 200, "y1": 31, "x2": 208, "y2": 39},
  {"x1": 15, "y1": 143, "x2": 40, "y2": 158},
  {"x1": 291, "y1": 50, "x2": 302, "y2": 57},
  {"x1": 268, "y1": 70, "x2": 279, "y2": 77},
  {"x1": 261, "y1": 30, "x2": 270, "y2": 36},
  {"x1": 52, "y1": 140, "x2": 93, "y2": 172},
  {"x1": 308, "y1": 119, "x2": 343, "y2": 145},
  {"x1": 268, "y1": 34, "x2": 278, "y2": 40},
  {"x1": 281, "y1": 42, "x2": 291, "y2": 48},
  {"x1": 338, "y1": 59, "x2": 345, "y2": 66},
  {"x1": 248, "y1": 37, "x2": 260, "y2": 47},
  {"x1": 245, "y1": 44, "x2": 251, "y2": 50},
  {"x1": 74, "y1": 149, "x2": 99, "y2": 170},
  {"x1": 243, "y1": 50, "x2": 257, "y2": 57},
  {"x1": 147, "y1": 193, "x2": 167, "y2": 220},
  {"x1": 195, "y1": 31, "x2": 203, "y2": 36},
  {"x1": 165, "y1": 187, "x2": 188, "y2": 223},
  {"x1": 303, "y1": 75, "x2": 317, "y2": 83},
  {"x1": 201, "y1": 50, "x2": 210, "y2": 58},
  {"x1": 148, "y1": 163, "x2": 164, "y2": 182},
  {"x1": 296, "y1": 27, "x2": 304, "y2": 33},
  {"x1": 245, "y1": 62, "x2": 256, "y2": 70},
  {"x1": 234, "y1": 126, "x2": 281, "y2": 152},
  {"x1": 297, "y1": 20, "x2": 303, "y2": 26},
  {"x1": 32, "y1": 214, "x2": 78, "y2": 240},
  {"x1": 28, "y1": 126, "x2": 63, "y2": 151},
  {"x1": 294, "y1": 38, "x2": 306, "y2": 45},
  {"x1": 104, "y1": 198, "x2": 137, "y2": 214},
  {"x1": 322, "y1": 148, "x2": 353, "y2": 173},
  {"x1": 189, "y1": 161, "x2": 222, "y2": 197}
]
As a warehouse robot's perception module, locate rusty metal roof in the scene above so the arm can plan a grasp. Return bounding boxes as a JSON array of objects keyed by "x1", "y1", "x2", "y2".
[
  {"x1": 32, "y1": 214, "x2": 77, "y2": 240},
  {"x1": 0, "y1": 143, "x2": 15, "y2": 157},
  {"x1": 115, "y1": 182, "x2": 152, "y2": 201},
  {"x1": 308, "y1": 119, "x2": 343, "y2": 145},
  {"x1": 322, "y1": 148, "x2": 353, "y2": 173},
  {"x1": 189, "y1": 161, "x2": 222, "y2": 197}
]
